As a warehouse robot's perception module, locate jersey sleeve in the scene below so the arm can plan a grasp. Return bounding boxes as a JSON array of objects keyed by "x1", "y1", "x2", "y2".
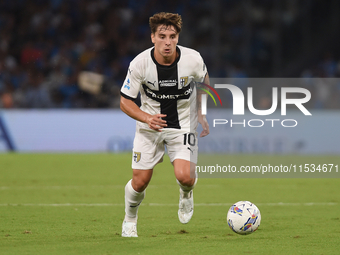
[
  {"x1": 194, "y1": 54, "x2": 207, "y2": 83},
  {"x1": 120, "y1": 63, "x2": 142, "y2": 100}
]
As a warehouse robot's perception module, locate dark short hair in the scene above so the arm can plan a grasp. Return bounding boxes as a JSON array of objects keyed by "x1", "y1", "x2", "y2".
[{"x1": 149, "y1": 12, "x2": 182, "y2": 34}]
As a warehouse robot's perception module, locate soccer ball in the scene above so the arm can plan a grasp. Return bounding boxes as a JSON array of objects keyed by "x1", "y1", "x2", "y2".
[{"x1": 227, "y1": 201, "x2": 261, "y2": 235}]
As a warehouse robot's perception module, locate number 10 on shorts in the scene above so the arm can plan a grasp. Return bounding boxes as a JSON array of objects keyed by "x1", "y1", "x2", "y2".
[{"x1": 183, "y1": 133, "x2": 196, "y2": 146}]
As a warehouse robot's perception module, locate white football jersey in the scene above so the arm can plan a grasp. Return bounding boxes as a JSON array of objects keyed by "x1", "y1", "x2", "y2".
[{"x1": 120, "y1": 45, "x2": 207, "y2": 131}]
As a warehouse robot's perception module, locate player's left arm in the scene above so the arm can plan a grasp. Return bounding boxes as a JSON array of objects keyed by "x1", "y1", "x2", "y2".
[{"x1": 197, "y1": 72, "x2": 210, "y2": 137}]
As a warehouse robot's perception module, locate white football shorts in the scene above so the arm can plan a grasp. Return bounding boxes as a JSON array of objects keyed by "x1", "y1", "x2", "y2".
[{"x1": 131, "y1": 124, "x2": 198, "y2": 170}]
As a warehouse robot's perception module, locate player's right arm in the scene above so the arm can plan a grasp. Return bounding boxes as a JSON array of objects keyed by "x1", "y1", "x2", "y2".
[
  {"x1": 121, "y1": 59, "x2": 167, "y2": 131},
  {"x1": 120, "y1": 96, "x2": 167, "y2": 132}
]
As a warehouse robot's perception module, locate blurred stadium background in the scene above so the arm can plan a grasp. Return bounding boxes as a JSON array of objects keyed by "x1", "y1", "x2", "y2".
[
  {"x1": 0, "y1": 0, "x2": 339, "y2": 153},
  {"x1": 1, "y1": 2, "x2": 340, "y2": 253}
]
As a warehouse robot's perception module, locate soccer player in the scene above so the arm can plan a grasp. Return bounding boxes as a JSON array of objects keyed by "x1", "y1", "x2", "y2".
[{"x1": 120, "y1": 12, "x2": 210, "y2": 237}]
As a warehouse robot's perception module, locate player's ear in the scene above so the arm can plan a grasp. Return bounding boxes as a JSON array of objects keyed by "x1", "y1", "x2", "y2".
[{"x1": 151, "y1": 33, "x2": 155, "y2": 44}]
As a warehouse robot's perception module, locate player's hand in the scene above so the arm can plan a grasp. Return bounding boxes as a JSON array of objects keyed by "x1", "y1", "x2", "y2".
[
  {"x1": 198, "y1": 114, "x2": 209, "y2": 137},
  {"x1": 146, "y1": 114, "x2": 167, "y2": 132}
]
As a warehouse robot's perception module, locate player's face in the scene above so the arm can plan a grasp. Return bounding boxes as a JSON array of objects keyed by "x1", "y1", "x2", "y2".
[{"x1": 151, "y1": 25, "x2": 179, "y2": 63}]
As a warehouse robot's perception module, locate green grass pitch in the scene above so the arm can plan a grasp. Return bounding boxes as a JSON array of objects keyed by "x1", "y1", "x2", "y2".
[{"x1": 0, "y1": 153, "x2": 340, "y2": 254}]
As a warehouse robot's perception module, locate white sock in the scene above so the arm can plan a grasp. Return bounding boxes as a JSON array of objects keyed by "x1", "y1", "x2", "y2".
[{"x1": 124, "y1": 179, "x2": 145, "y2": 223}]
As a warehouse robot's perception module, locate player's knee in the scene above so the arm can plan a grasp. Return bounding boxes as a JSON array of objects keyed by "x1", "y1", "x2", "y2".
[
  {"x1": 177, "y1": 176, "x2": 195, "y2": 187},
  {"x1": 132, "y1": 177, "x2": 150, "y2": 192},
  {"x1": 132, "y1": 169, "x2": 152, "y2": 192}
]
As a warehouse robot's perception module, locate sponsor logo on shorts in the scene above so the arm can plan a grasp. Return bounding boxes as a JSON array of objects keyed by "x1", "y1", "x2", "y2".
[{"x1": 133, "y1": 152, "x2": 141, "y2": 163}]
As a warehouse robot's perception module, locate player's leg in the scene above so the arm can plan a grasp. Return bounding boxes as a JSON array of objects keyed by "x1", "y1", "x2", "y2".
[
  {"x1": 122, "y1": 127, "x2": 164, "y2": 237},
  {"x1": 124, "y1": 169, "x2": 153, "y2": 221},
  {"x1": 166, "y1": 131, "x2": 198, "y2": 224},
  {"x1": 122, "y1": 169, "x2": 152, "y2": 237},
  {"x1": 174, "y1": 159, "x2": 197, "y2": 224}
]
